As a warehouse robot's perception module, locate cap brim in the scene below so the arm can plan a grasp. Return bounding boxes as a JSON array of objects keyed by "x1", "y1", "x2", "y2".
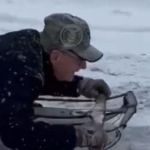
[{"x1": 75, "y1": 45, "x2": 103, "y2": 62}]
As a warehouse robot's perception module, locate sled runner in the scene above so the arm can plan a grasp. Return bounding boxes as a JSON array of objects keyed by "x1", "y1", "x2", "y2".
[{"x1": 34, "y1": 91, "x2": 137, "y2": 149}]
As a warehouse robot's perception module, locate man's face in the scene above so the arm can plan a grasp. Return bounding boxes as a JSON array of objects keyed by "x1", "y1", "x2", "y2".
[{"x1": 50, "y1": 50, "x2": 86, "y2": 81}]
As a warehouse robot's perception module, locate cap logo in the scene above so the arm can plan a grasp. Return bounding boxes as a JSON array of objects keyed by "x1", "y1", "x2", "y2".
[{"x1": 60, "y1": 24, "x2": 83, "y2": 48}]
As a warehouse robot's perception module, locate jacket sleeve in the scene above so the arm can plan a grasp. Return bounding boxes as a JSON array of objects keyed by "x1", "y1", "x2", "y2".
[
  {"x1": 0, "y1": 73, "x2": 76, "y2": 150},
  {"x1": 0, "y1": 29, "x2": 76, "y2": 150}
]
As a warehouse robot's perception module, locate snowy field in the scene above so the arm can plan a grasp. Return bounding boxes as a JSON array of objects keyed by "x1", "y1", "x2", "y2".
[{"x1": 0, "y1": 0, "x2": 150, "y2": 149}]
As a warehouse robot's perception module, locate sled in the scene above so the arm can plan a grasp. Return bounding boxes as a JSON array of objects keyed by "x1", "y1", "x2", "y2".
[{"x1": 34, "y1": 91, "x2": 137, "y2": 149}]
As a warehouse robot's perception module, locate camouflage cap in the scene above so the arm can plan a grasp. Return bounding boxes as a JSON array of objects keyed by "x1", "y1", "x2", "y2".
[{"x1": 40, "y1": 13, "x2": 103, "y2": 62}]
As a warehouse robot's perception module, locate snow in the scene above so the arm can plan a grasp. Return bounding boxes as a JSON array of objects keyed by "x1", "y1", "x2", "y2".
[{"x1": 0, "y1": 0, "x2": 150, "y2": 149}]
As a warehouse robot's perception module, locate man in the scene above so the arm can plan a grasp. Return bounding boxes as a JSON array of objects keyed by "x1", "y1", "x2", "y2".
[{"x1": 0, "y1": 13, "x2": 111, "y2": 150}]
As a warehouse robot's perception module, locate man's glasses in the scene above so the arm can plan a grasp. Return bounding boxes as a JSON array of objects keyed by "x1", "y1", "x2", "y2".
[{"x1": 60, "y1": 50, "x2": 85, "y2": 65}]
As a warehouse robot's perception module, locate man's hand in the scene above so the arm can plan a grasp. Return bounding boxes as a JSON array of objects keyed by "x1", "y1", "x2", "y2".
[
  {"x1": 75, "y1": 121, "x2": 107, "y2": 150},
  {"x1": 78, "y1": 78, "x2": 111, "y2": 98}
]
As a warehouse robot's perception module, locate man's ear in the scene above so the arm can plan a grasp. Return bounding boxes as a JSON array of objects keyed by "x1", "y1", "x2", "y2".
[{"x1": 49, "y1": 50, "x2": 61, "y2": 64}]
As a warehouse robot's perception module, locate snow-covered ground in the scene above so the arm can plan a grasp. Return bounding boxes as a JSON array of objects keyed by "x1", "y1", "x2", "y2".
[{"x1": 0, "y1": 0, "x2": 150, "y2": 149}]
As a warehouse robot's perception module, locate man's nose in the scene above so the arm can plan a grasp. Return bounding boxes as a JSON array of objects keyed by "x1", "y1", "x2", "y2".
[{"x1": 80, "y1": 61, "x2": 86, "y2": 69}]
